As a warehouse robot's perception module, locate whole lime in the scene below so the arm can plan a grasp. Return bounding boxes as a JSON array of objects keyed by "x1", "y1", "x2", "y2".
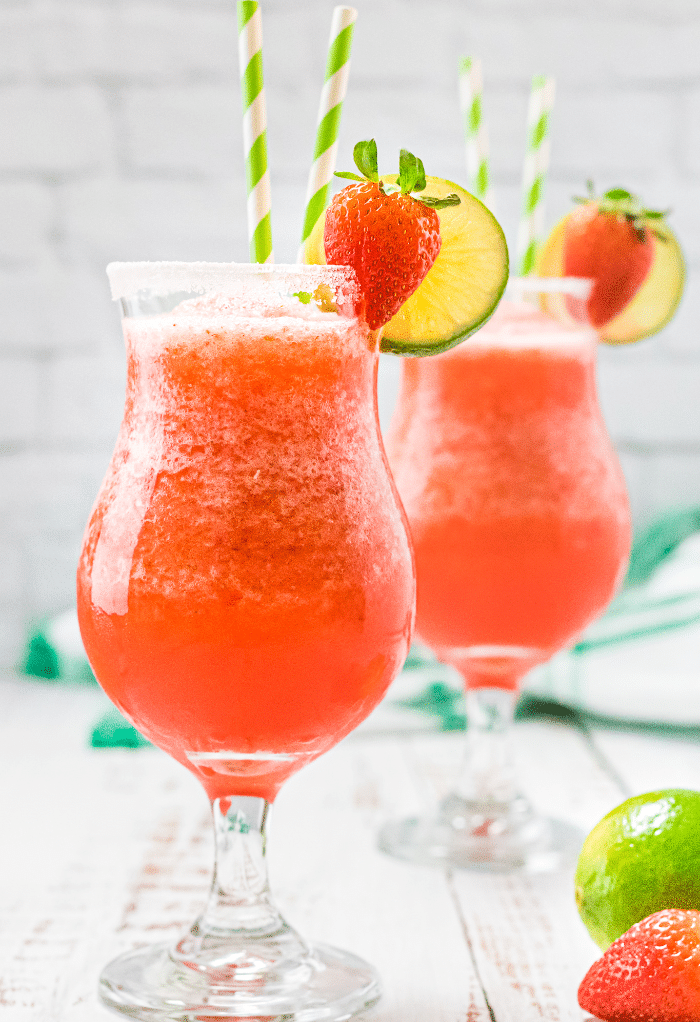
[{"x1": 575, "y1": 789, "x2": 700, "y2": 950}]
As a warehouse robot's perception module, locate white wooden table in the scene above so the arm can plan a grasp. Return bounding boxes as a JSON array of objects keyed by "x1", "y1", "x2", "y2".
[{"x1": 1, "y1": 672, "x2": 699, "y2": 1021}]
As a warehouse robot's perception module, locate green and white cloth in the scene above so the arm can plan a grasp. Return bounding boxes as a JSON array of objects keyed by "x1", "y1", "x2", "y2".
[
  {"x1": 525, "y1": 509, "x2": 700, "y2": 726},
  {"x1": 20, "y1": 610, "x2": 147, "y2": 746},
  {"x1": 23, "y1": 608, "x2": 95, "y2": 685}
]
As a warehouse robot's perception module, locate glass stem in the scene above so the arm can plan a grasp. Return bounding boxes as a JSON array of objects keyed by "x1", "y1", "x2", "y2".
[
  {"x1": 455, "y1": 687, "x2": 520, "y2": 807},
  {"x1": 195, "y1": 795, "x2": 285, "y2": 939}
]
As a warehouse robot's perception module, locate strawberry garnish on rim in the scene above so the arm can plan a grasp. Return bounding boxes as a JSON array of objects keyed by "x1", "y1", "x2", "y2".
[
  {"x1": 324, "y1": 139, "x2": 460, "y2": 330},
  {"x1": 578, "y1": 908, "x2": 700, "y2": 1022},
  {"x1": 563, "y1": 182, "x2": 670, "y2": 328}
]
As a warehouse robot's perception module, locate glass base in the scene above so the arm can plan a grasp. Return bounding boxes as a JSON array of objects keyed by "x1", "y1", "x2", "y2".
[
  {"x1": 378, "y1": 793, "x2": 584, "y2": 873},
  {"x1": 99, "y1": 937, "x2": 381, "y2": 1021}
]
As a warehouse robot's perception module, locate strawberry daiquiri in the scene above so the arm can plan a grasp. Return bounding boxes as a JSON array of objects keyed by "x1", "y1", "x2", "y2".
[
  {"x1": 389, "y1": 299, "x2": 630, "y2": 686},
  {"x1": 379, "y1": 283, "x2": 631, "y2": 872},
  {"x1": 80, "y1": 141, "x2": 510, "y2": 1022},
  {"x1": 78, "y1": 263, "x2": 414, "y2": 1021},
  {"x1": 78, "y1": 269, "x2": 413, "y2": 805}
]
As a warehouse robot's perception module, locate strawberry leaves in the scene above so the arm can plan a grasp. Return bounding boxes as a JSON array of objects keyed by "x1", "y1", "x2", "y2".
[
  {"x1": 418, "y1": 193, "x2": 461, "y2": 210},
  {"x1": 353, "y1": 138, "x2": 379, "y2": 182},
  {"x1": 398, "y1": 149, "x2": 461, "y2": 208},
  {"x1": 335, "y1": 139, "x2": 460, "y2": 211},
  {"x1": 398, "y1": 149, "x2": 426, "y2": 194},
  {"x1": 335, "y1": 139, "x2": 380, "y2": 184},
  {"x1": 573, "y1": 181, "x2": 670, "y2": 242}
]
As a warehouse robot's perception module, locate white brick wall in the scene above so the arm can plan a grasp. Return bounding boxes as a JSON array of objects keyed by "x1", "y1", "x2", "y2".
[
  {"x1": 121, "y1": 88, "x2": 240, "y2": 176},
  {"x1": 0, "y1": 184, "x2": 55, "y2": 263},
  {"x1": 0, "y1": 86, "x2": 114, "y2": 174},
  {"x1": 0, "y1": 359, "x2": 41, "y2": 444},
  {"x1": 1, "y1": 0, "x2": 699, "y2": 670}
]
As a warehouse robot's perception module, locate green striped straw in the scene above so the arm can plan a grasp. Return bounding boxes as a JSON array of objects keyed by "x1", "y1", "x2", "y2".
[
  {"x1": 237, "y1": 1, "x2": 273, "y2": 263},
  {"x1": 516, "y1": 74, "x2": 556, "y2": 275},
  {"x1": 458, "y1": 56, "x2": 495, "y2": 212},
  {"x1": 299, "y1": 5, "x2": 357, "y2": 260}
]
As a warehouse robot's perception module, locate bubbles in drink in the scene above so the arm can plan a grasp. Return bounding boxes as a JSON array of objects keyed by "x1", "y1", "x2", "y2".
[
  {"x1": 390, "y1": 300, "x2": 626, "y2": 525},
  {"x1": 86, "y1": 290, "x2": 409, "y2": 629}
]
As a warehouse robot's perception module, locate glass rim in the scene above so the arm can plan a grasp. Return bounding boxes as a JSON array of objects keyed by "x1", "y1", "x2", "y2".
[
  {"x1": 106, "y1": 261, "x2": 358, "y2": 302},
  {"x1": 506, "y1": 276, "x2": 593, "y2": 299}
]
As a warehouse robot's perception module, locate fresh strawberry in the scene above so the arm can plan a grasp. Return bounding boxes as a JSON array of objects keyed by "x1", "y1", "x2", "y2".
[
  {"x1": 563, "y1": 184, "x2": 668, "y2": 328},
  {"x1": 578, "y1": 908, "x2": 700, "y2": 1022},
  {"x1": 324, "y1": 139, "x2": 459, "y2": 330}
]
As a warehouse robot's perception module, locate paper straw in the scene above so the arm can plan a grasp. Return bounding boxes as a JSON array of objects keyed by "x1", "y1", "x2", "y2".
[
  {"x1": 458, "y1": 57, "x2": 495, "y2": 212},
  {"x1": 237, "y1": 1, "x2": 273, "y2": 264},
  {"x1": 299, "y1": 6, "x2": 357, "y2": 258},
  {"x1": 516, "y1": 74, "x2": 556, "y2": 276}
]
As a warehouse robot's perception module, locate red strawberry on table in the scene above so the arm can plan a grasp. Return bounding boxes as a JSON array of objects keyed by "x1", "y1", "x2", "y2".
[
  {"x1": 324, "y1": 139, "x2": 459, "y2": 330},
  {"x1": 578, "y1": 908, "x2": 700, "y2": 1022},
  {"x1": 563, "y1": 183, "x2": 668, "y2": 328}
]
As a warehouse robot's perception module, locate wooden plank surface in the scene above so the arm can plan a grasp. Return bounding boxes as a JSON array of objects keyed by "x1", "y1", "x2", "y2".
[{"x1": 0, "y1": 674, "x2": 695, "y2": 1021}]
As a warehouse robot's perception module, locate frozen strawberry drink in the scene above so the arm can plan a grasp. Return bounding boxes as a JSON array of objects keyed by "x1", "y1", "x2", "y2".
[
  {"x1": 78, "y1": 262, "x2": 414, "y2": 1020},
  {"x1": 380, "y1": 283, "x2": 631, "y2": 871},
  {"x1": 388, "y1": 298, "x2": 631, "y2": 685}
]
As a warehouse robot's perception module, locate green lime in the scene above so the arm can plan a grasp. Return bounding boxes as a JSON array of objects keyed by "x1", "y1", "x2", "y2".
[{"x1": 575, "y1": 789, "x2": 700, "y2": 950}]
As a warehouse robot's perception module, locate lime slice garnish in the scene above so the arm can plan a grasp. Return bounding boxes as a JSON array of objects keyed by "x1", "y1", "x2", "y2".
[
  {"x1": 301, "y1": 175, "x2": 509, "y2": 356},
  {"x1": 536, "y1": 213, "x2": 686, "y2": 344}
]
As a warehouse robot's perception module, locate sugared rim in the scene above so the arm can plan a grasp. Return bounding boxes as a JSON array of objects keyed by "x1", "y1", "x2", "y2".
[
  {"x1": 106, "y1": 261, "x2": 359, "y2": 301},
  {"x1": 507, "y1": 276, "x2": 593, "y2": 298}
]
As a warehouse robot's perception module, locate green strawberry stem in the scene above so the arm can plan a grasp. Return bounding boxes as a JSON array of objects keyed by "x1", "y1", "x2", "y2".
[
  {"x1": 335, "y1": 138, "x2": 460, "y2": 211},
  {"x1": 572, "y1": 181, "x2": 671, "y2": 242},
  {"x1": 398, "y1": 148, "x2": 426, "y2": 194}
]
